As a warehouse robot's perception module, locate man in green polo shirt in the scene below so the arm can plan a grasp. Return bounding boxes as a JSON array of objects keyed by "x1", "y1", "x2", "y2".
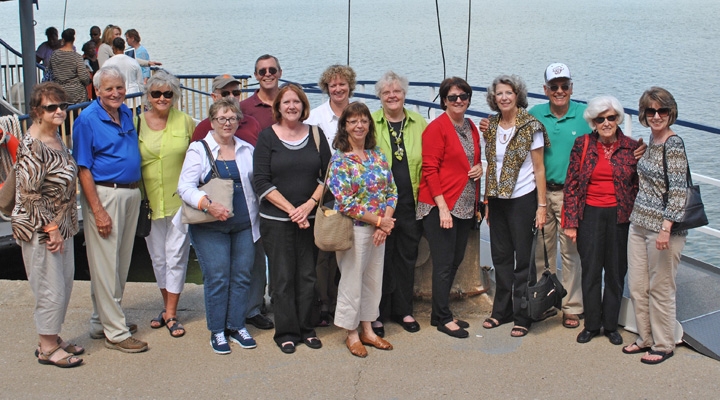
[{"x1": 528, "y1": 63, "x2": 589, "y2": 329}]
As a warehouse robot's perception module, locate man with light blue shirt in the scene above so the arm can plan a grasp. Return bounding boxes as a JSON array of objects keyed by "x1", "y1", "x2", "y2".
[
  {"x1": 528, "y1": 63, "x2": 588, "y2": 328},
  {"x1": 73, "y1": 66, "x2": 148, "y2": 353}
]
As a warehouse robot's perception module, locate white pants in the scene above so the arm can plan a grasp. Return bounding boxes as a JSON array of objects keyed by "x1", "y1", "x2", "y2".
[
  {"x1": 334, "y1": 225, "x2": 385, "y2": 330},
  {"x1": 145, "y1": 215, "x2": 190, "y2": 294},
  {"x1": 21, "y1": 233, "x2": 75, "y2": 335}
]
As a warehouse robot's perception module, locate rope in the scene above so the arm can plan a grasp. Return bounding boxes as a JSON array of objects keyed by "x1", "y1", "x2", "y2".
[{"x1": 0, "y1": 115, "x2": 23, "y2": 140}]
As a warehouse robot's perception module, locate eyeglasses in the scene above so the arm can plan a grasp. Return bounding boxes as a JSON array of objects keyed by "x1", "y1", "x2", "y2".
[
  {"x1": 447, "y1": 93, "x2": 470, "y2": 102},
  {"x1": 150, "y1": 91, "x2": 174, "y2": 99},
  {"x1": 257, "y1": 67, "x2": 278, "y2": 76},
  {"x1": 548, "y1": 83, "x2": 571, "y2": 92},
  {"x1": 41, "y1": 103, "x2": 70, "y2": 112},
  {"x1": 381, "y1": 89, "x2": 404, "y2": 97},
  {"x1": 592, "y1": 115, "x2": 618, "y2": 124},
  {"x1": 213, "y1": 117, "x2": 238, "y2": 125},
  {"x1": 645, "y1": 107, "x2": 670, "y2": 117},
  {"x1": 219, "y1": 89, "x2": 242, "y2": 97},
  {"x1": 346, "y1": 119, "x2": 370, "y2": 126}
]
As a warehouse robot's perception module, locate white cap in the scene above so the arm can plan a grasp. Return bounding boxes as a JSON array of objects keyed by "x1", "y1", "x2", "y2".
[{"x1": 544, "y1": 63, "x2": 571, "y2": 82}]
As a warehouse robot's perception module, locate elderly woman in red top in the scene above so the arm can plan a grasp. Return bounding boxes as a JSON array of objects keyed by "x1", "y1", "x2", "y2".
[
  {"x1": 563, "y1": 95, "x2": 639, "y2": 346},
  {"x1": 417, "y1": 77, "x2": 482, "y2": 339}
]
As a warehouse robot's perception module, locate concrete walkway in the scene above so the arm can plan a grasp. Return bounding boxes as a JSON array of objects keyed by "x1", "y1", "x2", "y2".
[{"x1": 1, "y1": 279, "x2": 718, "y2": 399}]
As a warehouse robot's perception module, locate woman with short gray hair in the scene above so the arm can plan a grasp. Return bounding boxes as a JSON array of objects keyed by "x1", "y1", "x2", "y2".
[{"x1": 138, "y1": 70, "x2": 195, "y2": 337}]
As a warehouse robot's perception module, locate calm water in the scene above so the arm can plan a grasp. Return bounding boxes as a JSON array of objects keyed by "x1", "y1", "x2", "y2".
[{"x1": 2, "y1": 0, "x2": 719, "y2": 264}]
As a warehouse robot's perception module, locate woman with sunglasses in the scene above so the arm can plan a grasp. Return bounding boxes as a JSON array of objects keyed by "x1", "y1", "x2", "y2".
[
  {"x1": 625, "y1": 88, "x2": 687, "y2": 364},
  {"x1": 253, "y1": 84, "x2": 331, "y2": 354},
  {"x1": 418, "y1": 77, "x2": 482, "y2": 339},
  {"x1": 12, "y1": 83, "x2": 82, "y2": 368},
  {"x1": 562, "y1": 96, "x2": 640, "y2": 346},
  {"x1": 137, "y1": 71, "x2": 194, "y2": 338},
  {"x1": 481, "y1": 75, "x2": 548, "y2": 338}
]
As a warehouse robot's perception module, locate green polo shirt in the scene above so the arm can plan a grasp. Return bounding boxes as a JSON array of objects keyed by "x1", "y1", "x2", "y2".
[{"x1": 529, "y1": 100, "x2": 590, "y2": 185}]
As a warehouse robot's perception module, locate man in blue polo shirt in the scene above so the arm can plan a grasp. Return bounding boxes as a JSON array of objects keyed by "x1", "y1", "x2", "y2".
[
  {"x1": 73, "y1": 66, "x2": 148, "y2": 353},
  {"x1": 528, "y1": 63, "x2": 589, "y2": 329}
]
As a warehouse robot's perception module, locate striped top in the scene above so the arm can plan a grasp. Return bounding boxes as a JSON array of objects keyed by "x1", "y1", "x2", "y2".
[
  {"x1": 11, "y1": 134, "x2": 79, "y2": 242},
  {"x1": 49, "y1": 49, "x2": 91, "y2": 104}
]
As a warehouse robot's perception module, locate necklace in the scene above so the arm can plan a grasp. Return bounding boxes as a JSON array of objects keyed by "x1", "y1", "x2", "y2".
[
  {"x1": 387, "y1": 118, "x2": 406, "y2": 161},
  {"x1": 601, "y1": 141, "x2": 617, "y2": 160},
  {"x1": 498, "y1": 126, "x2": 515, "y2": 145}
]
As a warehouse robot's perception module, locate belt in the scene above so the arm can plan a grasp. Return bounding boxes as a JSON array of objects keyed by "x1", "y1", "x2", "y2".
[
  {"x1": 546, "y1": 183, "x2": 564, "y2": 191},
  {"x1": 96, "y1": 181, "x2": 139, "y2": 189}
]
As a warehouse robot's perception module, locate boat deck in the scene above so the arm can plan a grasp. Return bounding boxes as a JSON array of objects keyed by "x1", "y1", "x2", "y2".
[{"x1": 1, "y1": 279, "x2": 719, "y2": 399}]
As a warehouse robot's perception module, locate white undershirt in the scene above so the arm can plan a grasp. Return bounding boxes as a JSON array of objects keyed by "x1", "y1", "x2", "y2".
[{"x1": 482, "y1": 126, "x2": 544, "y2": 199}]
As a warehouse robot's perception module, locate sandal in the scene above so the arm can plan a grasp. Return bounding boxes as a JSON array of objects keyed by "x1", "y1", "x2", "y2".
[
  {"x1": 510, "y1": 326, "x2": 529, "y2": 337},
  {"x1": 37, "y1": 344, "x2": 83, "y2": 368},
  {"x1": 150, "y1": 310, "x2": 166, "y2": 329},
  {"x1": 165, "y1": 317, "x2": 185, "y2": 338},
  {"x1": 562, "y1": 313, "x2": 580, "y2": 329},
  {"x1": 34, "y1": 337, "x2": 84, "y2": 358},
  {"x1": 483, "y1": 318, "x2": 501, "y2": 329},
  {"x1": 623, "y1": 343, "x2": 651, "y2": 354},
  {"x1": 641, "y1": 350, "x2": 674, "y2": 364}
]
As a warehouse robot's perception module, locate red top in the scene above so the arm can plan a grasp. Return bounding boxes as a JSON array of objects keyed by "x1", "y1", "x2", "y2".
[
  {"x1": 586, "y1": 142, "x2": 617, "y2": 207},
  {"x1": 191, "y1": 115, "x2": 261, "y2": 146},
  {"x1": 417, "y1": 113, "x2": 480, "y2": 210}
]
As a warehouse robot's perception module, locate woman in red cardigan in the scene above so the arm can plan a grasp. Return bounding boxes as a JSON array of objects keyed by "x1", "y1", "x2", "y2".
[
  {"x1": 563, "y1": 96, "x2": 639, "y2": 346},
  {"x1": 416, "y1": 77, "x2": 482, "y2": 338}
]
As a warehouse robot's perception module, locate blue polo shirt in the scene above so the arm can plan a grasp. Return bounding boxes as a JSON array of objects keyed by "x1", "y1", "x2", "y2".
[
  {"x1": 529, "y1": 100, "x2": 591, "y2": 185},
  {"x1": 72, "y1": 99, "x2": 141, "y2": 184}
]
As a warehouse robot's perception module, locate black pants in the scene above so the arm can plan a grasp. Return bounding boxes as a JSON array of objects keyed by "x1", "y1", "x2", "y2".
[
  {"x1": 260, "y1": 218, "x2": 317, "y2": 346},
  {"x1": 577, "y1": 205, "x2": 628, "y2": 332},
  {"x1": 379, "y1": 203, "x2": 423, "y2": 321},
  {"x1": 488, "y1": 191, "x2": 537, "y2": 328},
  {"x1": 423, "y1": 207, "x2": 473, "y2": 325}
]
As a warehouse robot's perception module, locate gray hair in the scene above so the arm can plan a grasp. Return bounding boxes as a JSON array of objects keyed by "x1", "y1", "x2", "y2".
[
  {"x1": 374, "y1": 71, "x2": 409, "y2": 98},
  {"x1": 584, "y1": 95, "x2": 625, "y2": 130},
  {"x1": 486, "y1": 74, "x2": 528, "y2": 113},
  {"x1": 142, "y1": 71, "x2": 182, "y2": 109},
  {"x1": 209, "y1": 97, "x2": 242, "y2": 120},
  {"x1": 93, "y1": 66, "x2": 124, "y2": 89}
]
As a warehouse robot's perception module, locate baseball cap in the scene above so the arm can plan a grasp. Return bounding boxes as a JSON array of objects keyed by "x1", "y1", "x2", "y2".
[
  {"x1": 544, "y1": 63, "x2": 572, "y2": 82},
  {"x1": 212, "y1": 74, "x2": 241, "y2": 91}
]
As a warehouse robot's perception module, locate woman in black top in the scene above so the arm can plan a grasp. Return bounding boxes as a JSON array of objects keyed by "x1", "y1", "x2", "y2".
[{"x1": 253, "y1": 84, "x2": 332, "y2": 354}]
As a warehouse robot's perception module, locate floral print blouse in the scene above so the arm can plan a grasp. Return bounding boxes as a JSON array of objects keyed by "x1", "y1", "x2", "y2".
[{"x1": 327, "y1": 148, "x2": 398, "y2": 226}]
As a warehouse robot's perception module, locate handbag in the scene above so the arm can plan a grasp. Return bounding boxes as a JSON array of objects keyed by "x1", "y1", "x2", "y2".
[
  {"x1": 521, "y1": 227, "x2": 567, "y2": 321},
  {"x1": 0, "y1": 130, "x2": 20, "y2": 216},
  {"x1": 135, "y1": 118, "x2": 152, "y2": 237},
  {"x1": 0, "y1": 166, "x2": 15, "y2": 215},
  {"x1": 181, "y1": 140, "x2": 235, "y2": 224},
  {"x1": 662, "y1": 136, "x2": 708, "y2": 232},
  {"x1": 313, "y1": 168, "x2": 353, "y2": 252}
]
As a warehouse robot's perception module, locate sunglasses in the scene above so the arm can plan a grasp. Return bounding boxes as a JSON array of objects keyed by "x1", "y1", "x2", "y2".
[
  {"x1": 257, "y1": 67, "x2": 278, "y2": 76},
  {"x1": 593, "y1": 115, "x2": 618, "y2": 124},
  {"x1": 41, "y1": 103, "x2": 70, "y2": 112},
  {"x1": 219, "y1": 89, "x2": 242, "y2": 97},
  {"x1": 645, "y1": 107, "x2": 670, "y2": 117},
  {"x1": 150, "y1": 91, "x2": 174, "y2": 99},
  {"x1": 548, "y1": 83, "x2": 571, "y2": 92},
  {"x1": 447, "y1": 93, "x2": 470, "y2": 102}
]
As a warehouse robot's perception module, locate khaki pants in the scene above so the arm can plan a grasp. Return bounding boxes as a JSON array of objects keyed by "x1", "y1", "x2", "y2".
[
  {"x1": 535, "y1": 189, "x2": 583, "y2": 314},
  {"x1": 82, "y1": 185, "x2": 140, "y2": 342},
  {"x1": 627, "y1": 223, "x2": 686, "y2": 353}
]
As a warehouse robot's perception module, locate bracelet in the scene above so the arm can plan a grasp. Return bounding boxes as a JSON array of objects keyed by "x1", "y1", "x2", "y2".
[
  {"x1": 538, "y1": 203, "x2": 547, "y2": 207},
  {"x1": 660, "y1": 226, "x2": 670, "y2": 232},
  {"x1": 376, "y1": 216, "x2": 382, "y2": 227},
  {"x1": 202, "y1": 197, "x2": 212, "y2": 213},
  {"x1": 44, "y1": 225, "x2": 59, "y2": 233},
  {"x1": 310, "y1": 197, "x2": 319, "y2": 204}
]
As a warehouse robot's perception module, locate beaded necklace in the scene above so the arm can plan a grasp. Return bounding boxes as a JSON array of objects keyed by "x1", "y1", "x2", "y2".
[{"x1": 387, "y1": 118, "x2": 406, "y2": 161}]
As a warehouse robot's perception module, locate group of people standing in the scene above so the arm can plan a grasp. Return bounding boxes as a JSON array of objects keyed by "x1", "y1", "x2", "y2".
[{"x1": 11, "y1": 54, "x2": 690, "y2": 366}]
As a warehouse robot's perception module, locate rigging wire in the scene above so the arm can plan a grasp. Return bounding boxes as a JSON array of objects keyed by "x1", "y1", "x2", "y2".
[
  {"x1": 62, "y1": 0, "x2": 69, "y2": 31},
  {"x1": 434, "y1": 0, "x2": 447, "y2": 81},
  {"x1": 347, "y1": 0, "x2": 351, "y2": 65},
  {"x1": 465, "y1": 0, "x2": 471, "y2": 81}
]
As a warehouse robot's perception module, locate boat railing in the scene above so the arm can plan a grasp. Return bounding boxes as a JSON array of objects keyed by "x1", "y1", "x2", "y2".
[{"x1": 0, "y1": 38, "x2": 43, "y2": 114}]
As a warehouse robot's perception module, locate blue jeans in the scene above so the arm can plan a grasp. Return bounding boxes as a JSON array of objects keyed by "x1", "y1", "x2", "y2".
[{"x1": 189, "y1": 223, "x2": 254, "y2": 334}]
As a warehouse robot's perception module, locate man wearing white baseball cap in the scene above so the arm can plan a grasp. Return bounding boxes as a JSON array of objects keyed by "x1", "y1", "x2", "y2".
[{"x1": 528, "y1": 62, "x2": 589, "y2": 329}]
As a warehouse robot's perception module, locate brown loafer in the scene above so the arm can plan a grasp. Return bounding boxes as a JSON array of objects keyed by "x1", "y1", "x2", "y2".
[
  {"x1": 359, "y1": 334, "x2": 393, "y2": 350},
  {"x1": 346, "y1": 337, "x2": 367, "y2": 358}
]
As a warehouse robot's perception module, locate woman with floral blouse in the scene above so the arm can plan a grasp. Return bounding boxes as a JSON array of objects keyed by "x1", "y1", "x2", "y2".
[{"x1": 327, "y1": 102, "x2": 397, "y2": 358}]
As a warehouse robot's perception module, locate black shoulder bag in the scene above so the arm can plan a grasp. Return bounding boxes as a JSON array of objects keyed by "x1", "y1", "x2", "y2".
[
  {"x1": 662, "y1": 136, "x2": 708, "y2": 232},
  {"x1": 521, "y1": 227, "x2": 567, "y2": 321},
  {"x1": 135, "y1": 117, "x2": 152, "y2": 237}
]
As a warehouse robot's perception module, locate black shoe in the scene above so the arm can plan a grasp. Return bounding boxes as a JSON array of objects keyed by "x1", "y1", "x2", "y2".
[
  {"x1": 246, "y1": 314, "x2": 274, "y2": 330},
  {"x1": 437, "y1": 324, "x2": 469, "y2": 338},
  {"x1": 372, "y1": 324, "x2": 385, "y2": 338},
  {"x1": 576, "y1": 329, "x2": 600, "y2": 343},
  {"x1": 430, "y1": 318, "x2": 469, "y2": 329},
  {"x1": 280, "y1": 342, "x2": 295, "y2": 354},
  {"x1": 392, "y1": 316, "x2": 420, "y2": 333},
  {"x1": 605, "y1": 330, "x2": 623, "y2": 345}
]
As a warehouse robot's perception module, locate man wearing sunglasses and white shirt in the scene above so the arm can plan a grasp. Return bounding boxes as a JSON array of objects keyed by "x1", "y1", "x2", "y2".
[{"x1": 240, "y1": 54, "x2": 282, "y2": 130}]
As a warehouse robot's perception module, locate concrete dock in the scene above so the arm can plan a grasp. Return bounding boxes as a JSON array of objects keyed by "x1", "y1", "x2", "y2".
[{"x1": 1, "y1": 279, "x2": 718, "y2": 399}]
